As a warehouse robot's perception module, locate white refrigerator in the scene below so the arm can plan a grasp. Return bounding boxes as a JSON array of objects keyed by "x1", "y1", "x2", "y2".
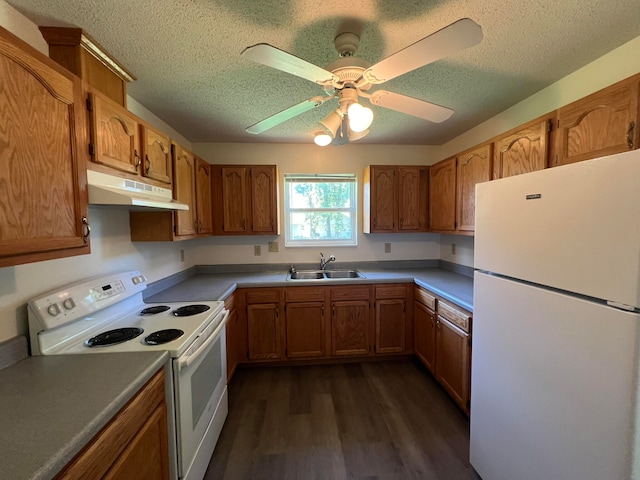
[{"x1": 470, "y1": 149, "x2": 640, "y2": 480}]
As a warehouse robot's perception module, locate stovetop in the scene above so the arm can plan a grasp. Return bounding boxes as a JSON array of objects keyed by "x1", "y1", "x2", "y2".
[{"x1": 27, "y1": 271, "x2": 225, "y2": 357}]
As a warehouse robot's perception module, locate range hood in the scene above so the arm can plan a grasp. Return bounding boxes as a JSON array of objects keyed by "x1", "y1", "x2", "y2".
[{"x1": 87, "y1": 170, "x2": 189, "y2": 210}]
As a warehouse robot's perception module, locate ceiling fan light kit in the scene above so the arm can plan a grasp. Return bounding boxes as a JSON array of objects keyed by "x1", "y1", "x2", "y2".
[{"x1": 241, "y1": 18, "x2": 483, "y2": 146}]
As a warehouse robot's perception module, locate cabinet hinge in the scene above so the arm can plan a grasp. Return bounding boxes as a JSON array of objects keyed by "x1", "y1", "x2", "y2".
[
  {"x1": 85, "y1": 97, "x2": 93, "y2": 111},
  {"x1": 454, "y1": 221, "x2": 458, "y2": 229},
  {"x1": 557, "y1": 119, "x2": 560, "y2": 129},
  {"x1": 88, "y1": 144, "x2": 95, "y2": 156},
  {"x1": 468, "y1": 337, "x2": 472, "y2": 348},
  {"x1": 547, "y1": 120, "x2": 553, "y2": 132},
  {"x1": 455, "y1": 158, "x2": 458, "y2": 167}
]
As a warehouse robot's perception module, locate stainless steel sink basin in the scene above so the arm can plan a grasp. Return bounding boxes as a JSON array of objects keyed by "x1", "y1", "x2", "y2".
[
  {"x1": 289, "y1": 270, "x2": 325, "y2": 280},
  {"x1": 287, "y1": 269, "x2": 365, "y2": 280},
  {"x1": 324, "y1": 270, "x2": 362, "y2": 279}
]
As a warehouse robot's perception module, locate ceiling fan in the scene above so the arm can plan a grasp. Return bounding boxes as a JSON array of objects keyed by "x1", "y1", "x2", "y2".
[{"x1": 241, "y1": 18, "x2": 483, "y2": 146}]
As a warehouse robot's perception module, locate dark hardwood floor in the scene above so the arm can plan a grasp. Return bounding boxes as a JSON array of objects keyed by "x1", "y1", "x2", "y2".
[{"x1": 205, "y1": 360, "x2": 478, "y2": 480}]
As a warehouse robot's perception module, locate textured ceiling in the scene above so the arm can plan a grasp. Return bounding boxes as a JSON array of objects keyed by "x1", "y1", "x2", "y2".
[{"x1": 7, "y1": 0, "x2": 640, "y2": 145}]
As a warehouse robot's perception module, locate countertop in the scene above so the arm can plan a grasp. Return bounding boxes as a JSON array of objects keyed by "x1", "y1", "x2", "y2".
[
  {"x1": 0, "y1": 351, "x2": 168, "y2": 480},
  {"x1": 146, "y1": 266, "x2": 474, "y2": 312}
]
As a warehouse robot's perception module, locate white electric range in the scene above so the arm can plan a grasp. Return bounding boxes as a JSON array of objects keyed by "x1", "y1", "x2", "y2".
[{"x1": 27, "y1": 271, "x2": 228, "y2": 480}]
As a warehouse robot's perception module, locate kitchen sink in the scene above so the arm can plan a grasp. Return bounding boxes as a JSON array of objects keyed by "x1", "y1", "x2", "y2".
[{"x1": 287, "y1": 269, "x2": 365, "y2": 280}]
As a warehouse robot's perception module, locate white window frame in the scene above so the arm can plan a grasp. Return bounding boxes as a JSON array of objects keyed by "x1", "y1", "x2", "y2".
[{"x1": 284, "y1": 173, "x2": 357, "y2": 247}]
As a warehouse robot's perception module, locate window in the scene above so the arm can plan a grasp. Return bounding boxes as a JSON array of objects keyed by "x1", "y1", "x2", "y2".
[{"x1": 284, "y1": 174, "x2": 357, "y2": 247}]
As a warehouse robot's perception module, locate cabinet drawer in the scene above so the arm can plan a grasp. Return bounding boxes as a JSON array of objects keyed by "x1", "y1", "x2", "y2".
[
  {"x1": 331, "y1": 286, "x2": 370, "y2": 301},
  {"x1": 414, "y1": 287, "x2": 436, "y2": 310},
  {"x1": 245, "y1": 288, "x2": 280, "y2": 304},
  {"x1": 285, "y1": 287, "x2": 327, "y2": 303},
  {"x1": 437, "y1": 301, "x2": 470, "y2": 333},
  {"x1": 375, "y1": 285, "x2": 406, "y2": 299}
]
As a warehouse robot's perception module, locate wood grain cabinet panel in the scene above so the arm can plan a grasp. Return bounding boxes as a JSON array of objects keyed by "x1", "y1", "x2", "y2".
[
  {"x1": 555, "y1": 76, "x2": 640, "y2": 166},
  {"x1": 414, "y1": 301, "x2": 437, "y2": 373},
  {"x1": 247, "y1": 303, "x2": 281, "y2": 360},
  {"x1": 172, "y1": 144, "x2": 197, "y2": 237},
  {"x1": 0, "y1": 27, "x2": 90, "y2": 268},
  {"x1": 435, "y1": 316, "x2": 470, "y2": 413},
  {"x1": 285, "y1": 302, "x2": 326, "y2": 358},
  {"x1": 331, "y1": 300, "x2": 370, "y2": 356},
  {"x1": 140, "y1": 124, "x2": 172, "y2": 184},
  {"x1": 375, "y1": 299, "x2": 406, "y2": 354},
  {"x1": 493, "y1": 116, "x2": 552, "y2": 179},
  {"x1": 195, "y1": 157, "x2": 213, "y2": 235},
  {"x1": 428, "y1": 157, "x2": 457, "y2": 232},
  {"x1": 456, "y1": 143, "x2": 492, "y2": 232},
  {"x1": 364, "y1": 165, "x2": 428, "y2": 233},
  {"x1": 88, "y1": 91, "x2": 141, "y2": 175},
  {"x1": 212, "y1": 165, "x2": 279, "y2": 235}
]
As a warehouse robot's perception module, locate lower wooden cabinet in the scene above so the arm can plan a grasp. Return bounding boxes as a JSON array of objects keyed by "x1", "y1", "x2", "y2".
[
  {"x1": 285, "y1": 302, "x2": 326, "y2": 358},
  {"x1": 414, "y1": 286, "x2": 472, "y2": 414},
  {"x1": 331, "y1": 300, "x2": 370, "y2": 356},
  {"x1": 374, "y1": 285, "x2": 410, "y2": 354},
  {"x1": 247, "y1": 302, "x2": 281, "y2": 360},
  {"x1": 56, "y1": 369, "x2": 168, "y2": 480}
]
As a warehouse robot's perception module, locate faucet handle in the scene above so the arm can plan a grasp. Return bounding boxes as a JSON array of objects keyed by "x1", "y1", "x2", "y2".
[{"x1": 289, "y1": 264, "x2": 296, "y2": 273}]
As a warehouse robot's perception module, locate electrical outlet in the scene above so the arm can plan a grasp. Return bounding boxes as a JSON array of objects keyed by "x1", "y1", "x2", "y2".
[
  {"x1": 268, "y1": 241, "x2": 279, "y2": 253},
  {"x1": 254, "y1": 245, "x2": 261, "y2": 256},
  {"x1": 451, "y1": 243, "x2": 456, "y2": 255},
  {"x1": 180, "y1": 249, "x2": 185, "y2": 262},
  {"x1": 384, "y1": 243, "x2": 391, "y2": 253}
]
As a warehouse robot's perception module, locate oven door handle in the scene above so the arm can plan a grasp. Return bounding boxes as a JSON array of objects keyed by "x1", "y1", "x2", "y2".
[{"x1": 178, "y1": 309, "x2": 229, "y2": 370}]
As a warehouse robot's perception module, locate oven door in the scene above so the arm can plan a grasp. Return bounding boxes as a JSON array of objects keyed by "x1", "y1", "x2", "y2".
[{"x1": 173, "y1": 309, "x2": 228, "y2": 480}]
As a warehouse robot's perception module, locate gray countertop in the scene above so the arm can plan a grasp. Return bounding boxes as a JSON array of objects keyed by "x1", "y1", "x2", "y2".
[
  {"x1": 0, "y1": 351, "x2": 168, "y2": 480},
  {"x1": 146, "y1": 267, "x2": 473, "y2": 312}
]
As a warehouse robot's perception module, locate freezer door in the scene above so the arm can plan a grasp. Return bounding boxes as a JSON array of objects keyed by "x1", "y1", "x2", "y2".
[
  {"x1": 474, "y1": 149, "x2": 640, "y2": 309},
  {"x1": 470, "y1": 272, "x2": 640, "y2": 480}
]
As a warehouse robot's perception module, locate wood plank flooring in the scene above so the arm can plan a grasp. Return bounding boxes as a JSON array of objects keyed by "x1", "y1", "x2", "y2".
[{"x1": 205, "y1": 360, "x2": 479, "y2": 480}]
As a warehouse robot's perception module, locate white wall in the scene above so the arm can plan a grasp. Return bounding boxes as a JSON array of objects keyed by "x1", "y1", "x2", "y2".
[
  {"x1": 439, "y1": 234, "x2": 474, "y2": 268},
  {"x1": 191, "y1": 143, "x2": 442, "y2": 265}
]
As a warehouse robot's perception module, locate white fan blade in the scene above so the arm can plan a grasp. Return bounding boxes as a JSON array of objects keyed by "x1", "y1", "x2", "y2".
[
  {"x1": 362, "y1": 18, "x2": 482, "y2": 85},
  {"x1": 246, "y1": 97, "x2": 329, "y2": 134},
  {"x1": 242, "y1": 43, "x2": 338, "y2": 85},
  {"x1": 369, "y1": 90, "x2": 453, "y2": 123}
]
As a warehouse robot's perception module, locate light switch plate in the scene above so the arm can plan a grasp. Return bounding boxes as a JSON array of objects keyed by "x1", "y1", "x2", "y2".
[
  {"x1": 254, "y1": 245, "x2": 261, "y2": 256},
  {"x1": 268, "y1": 241, "x2": 279, "y2": 252}
]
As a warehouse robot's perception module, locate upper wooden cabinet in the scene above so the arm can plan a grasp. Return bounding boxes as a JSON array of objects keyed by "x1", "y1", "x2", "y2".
[
  {"x1": 88, "y1": 90, "x2": 141, "y2": 176},
  {"x1": 555, "y1": 75, "x2": 640, "y2": 166},
  {"x1": 429, "y1": 156, "x2": 457, "y2": 232},
  {"x1": 493, "y1": 116, "x2": 553, "y2": 179},
  {"x1": 172, "y1": 144, "x2": 197, "y2": 237},
  {"x1": 140, "y1": 124, "x2": 172, "y2": 185},
  {"x1": 363, "y1": 166, "x2": 428, "y2": 233},
  {"x1": 0, "y1": 26, "x2": 90, "y2": 268},
  {"x1": 195, "y1": 157, "x2": 213, "y2": 235},
  {"x1": 212, "y1": 165, "x2": 279, "y2": 235},
  {"x1": 129, "y1": 145, "x2": 206, "y2": 242},
  {"x1": 456, "y1": 143, "x2": 492, "y2": 232},
  {"x1": 40, "y1": 27, "x2": 136, "y2": 106}
]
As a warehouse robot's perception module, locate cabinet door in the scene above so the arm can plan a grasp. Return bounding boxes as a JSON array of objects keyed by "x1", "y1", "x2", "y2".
[
  {"x1": 414, "y1": 301, "x2": 436, "y2": 373},
  {"x1": 89, "y1": 91, "x2": 141, "y2": 175},
  {"x1": 250, "y1": 166, "x2": 278, "y2": 234},
  {"x1": 172, "y1": 144, "x2": 197, "y2": 237},
  {"x1": 555, "y1": 77, "x2": 640, "y2": 166},
  {"x1": 370, "y1": 166, "x2": 396, "y2": 232},
  {"x1": 247, "y1": 303, "x2": 281, "y2": 360},
  {"x1": 0, "y1": 28, "x2": 90, "y2": 268},
  {"x1": 140, "y1": 124, "x2": 172, "y2": 184},
  {"x1": 429, "y1": 157, "x2": 457, "y2": 231},
  {"x1": 221, "y1": 166, "x2": 249, "y2": 233},
  {"x1": 285, "y1": 302, "x2": 325, "y2": 358},
  {"x1": 102, "y1": 404, "x2": 169, "y2": 480},
  {"x1": 225, "y1": 305, "x2": 238, "y2": 382},
  {"x1": 494, "y1": 117, "x2": 551, "y2": 179},
  {"x1": 435, "y1": 316, "x2": 470, "y2": 412},
  {"x1": 331, "y1": 301, "x2": 370, "y2": 356},
  {"x1": 457, "y1": 143, "x2": 492, "y2": 232},
  {"x1": 398, "y1": 167, "x2": 428, "y2": 231},
  {"x1": 195, "y1": 157, "x2": 212, "y2": 235},
  {"x1": 375, "y1": 299, "x2": 406, "y2": 354}
]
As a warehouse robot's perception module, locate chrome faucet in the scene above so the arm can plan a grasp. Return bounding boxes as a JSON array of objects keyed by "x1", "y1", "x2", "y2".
[{"x1": 320, "y1": 252, "x2": 336, "y2": 270}]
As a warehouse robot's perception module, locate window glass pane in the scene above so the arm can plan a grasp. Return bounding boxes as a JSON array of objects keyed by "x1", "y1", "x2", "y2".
[
  {"x1": 284, "y1": 174, "x2": 357, "y2": 247},
  {"x1": 289, "y1": 211, "x2": 352, "y2": 240}
]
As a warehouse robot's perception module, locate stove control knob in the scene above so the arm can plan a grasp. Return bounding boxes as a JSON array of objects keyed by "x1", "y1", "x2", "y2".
[
  {"x1": 47, "y1": 303, "x2": 61, "y2": 316},
  {"x1": 63, "y1": 298, "x2": 76, "y2": 310}
]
